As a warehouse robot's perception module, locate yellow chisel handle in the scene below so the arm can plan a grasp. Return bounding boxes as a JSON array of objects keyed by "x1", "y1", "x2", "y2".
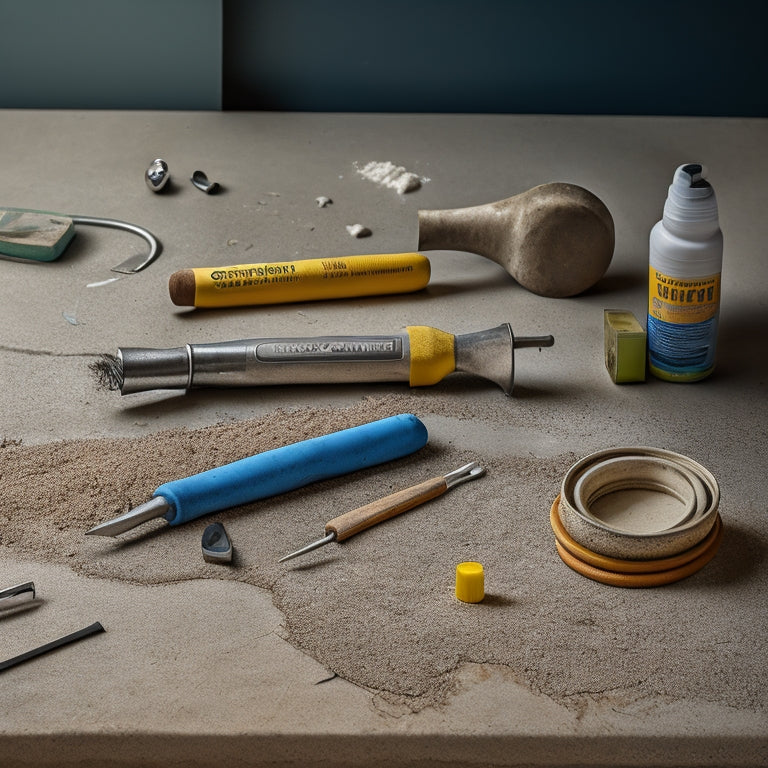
[{"x1": 168, "y1": 253, "x2": 430, "y2": 308}]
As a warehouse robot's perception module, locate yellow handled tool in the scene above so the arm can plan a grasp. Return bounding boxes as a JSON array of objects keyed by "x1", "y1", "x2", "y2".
[
  {"x1": 168, "y1": 253, "x2": 430, "y2": 307},
  {"x1": 91, "y1": 323, "x2": 554, "y2": 396}
]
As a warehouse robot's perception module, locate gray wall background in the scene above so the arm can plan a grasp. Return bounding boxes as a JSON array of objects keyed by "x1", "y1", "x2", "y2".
[
  {"x1": 1, "y1": 0, "x2": 765, "y2": 116},
  {"x1": 0, "y1": 0, "x2": 222, "y2": 110}
]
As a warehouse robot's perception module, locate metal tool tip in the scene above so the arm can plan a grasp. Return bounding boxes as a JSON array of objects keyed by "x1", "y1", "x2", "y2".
[
  {"x1": 445, "y1": 461, "x2": 486, "y2": 488},
  {"x1": 513, "y1": 334, "x2": 555, "y2": 349},
  {"x1": 86, "y1": 497, "x2": 170, "y2": 537},
  {"x1": 84, "y1": 522, "x2": 117, "y2": 537},
  {"x1": 279, "y1": 531, "x2": 337, "y2": 563},
  {"x1": 0, "y1": 581, "x2": 36, "y2": 610}
]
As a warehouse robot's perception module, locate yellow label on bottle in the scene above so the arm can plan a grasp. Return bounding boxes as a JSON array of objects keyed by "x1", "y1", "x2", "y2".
[{"x1": 648, "y1": 267, "x2": 720, "y2": 325}]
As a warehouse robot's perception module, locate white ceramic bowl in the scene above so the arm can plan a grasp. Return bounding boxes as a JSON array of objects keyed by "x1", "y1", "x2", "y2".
[{"x1": 558, "y1": 447, "x2": 719, "y2": 560}]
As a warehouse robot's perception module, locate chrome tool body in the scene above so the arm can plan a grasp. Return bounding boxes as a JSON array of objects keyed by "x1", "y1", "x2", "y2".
[
  {"x1": 91, "y1": 323, "x2": 554, "y2": 396},
  {"x1": 86, "y1": 414, "x2": 429, "y2": 537},
  {"x1": 279, "y1": 461, "x2": 485, "y2": 562}
]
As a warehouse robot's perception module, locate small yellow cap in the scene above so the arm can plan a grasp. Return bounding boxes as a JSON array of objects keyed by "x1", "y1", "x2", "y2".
[{"x1": 455, "y1": 561, "x2": 485, "y2": 603}]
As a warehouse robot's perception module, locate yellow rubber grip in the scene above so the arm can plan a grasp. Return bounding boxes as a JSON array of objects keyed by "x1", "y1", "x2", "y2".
[
  {"x1": 406, "y1": 325, "x2": 456, "y2": 386},
  {"x1": 169, "y1": 253, "x2": 430, "y2": 308}
]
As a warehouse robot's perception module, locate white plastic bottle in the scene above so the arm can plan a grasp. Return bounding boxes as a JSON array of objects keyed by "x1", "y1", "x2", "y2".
[{"x1": 647, "y1": 164, "x2": 723, "y2": 382}]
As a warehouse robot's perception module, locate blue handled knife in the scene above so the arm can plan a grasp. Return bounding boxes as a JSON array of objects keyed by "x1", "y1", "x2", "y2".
[{"x1": 85, "y1": 414, "x2": 428, "y2": 537}]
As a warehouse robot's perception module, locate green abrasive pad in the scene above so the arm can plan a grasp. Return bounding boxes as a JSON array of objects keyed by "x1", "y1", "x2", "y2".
[
  {"x1": 0, "y1": 208, "x2": 75, "y2": 262},
  {"x1": 604, "y1": 309, "x2": 647, "y2": 383}
]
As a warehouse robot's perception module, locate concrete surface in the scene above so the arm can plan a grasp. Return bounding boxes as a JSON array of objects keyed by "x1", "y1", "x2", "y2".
[{"x1": 0, "y1": 111, "x2": 766, "y2": 766}]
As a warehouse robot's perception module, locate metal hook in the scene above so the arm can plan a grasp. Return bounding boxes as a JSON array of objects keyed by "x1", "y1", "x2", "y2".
[
  {"x1": 0, "y1": 208, "x2": 161, "y2": 272},
  {"x1": 71, "y1": 215, "x2": 161, "y2": 273}
]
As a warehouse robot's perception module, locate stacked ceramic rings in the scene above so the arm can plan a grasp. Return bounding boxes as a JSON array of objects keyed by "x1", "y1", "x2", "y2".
[{"x1": 552, "y1": 447, "x2": 721, "y2": 587}]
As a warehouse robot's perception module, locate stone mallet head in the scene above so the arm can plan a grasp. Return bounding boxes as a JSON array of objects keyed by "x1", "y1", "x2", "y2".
[{"x1": 418, "y1": 182, "x2": 615, "y2": 298}]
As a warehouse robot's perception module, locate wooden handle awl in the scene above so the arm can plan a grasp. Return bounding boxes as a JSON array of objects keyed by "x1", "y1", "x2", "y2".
[{"x1": 326, "y1": 476, "x2": 447, "y2": 542}]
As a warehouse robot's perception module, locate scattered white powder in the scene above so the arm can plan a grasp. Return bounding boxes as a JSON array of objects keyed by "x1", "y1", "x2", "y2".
[
  {"x1": 315, "y1": 196, "x2": 333, "y2": 208},
  {"x1": 346, "y1": 224, "x2": 372, "y2": 238},
  {"x1": 356, "y1": 161, "x2": 422, "y2": 194}
]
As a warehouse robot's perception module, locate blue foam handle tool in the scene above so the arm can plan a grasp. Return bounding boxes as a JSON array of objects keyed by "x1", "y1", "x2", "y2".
[
  {"x1": 157, "y1": 413, "x2": 427, "y2": 526},
  {"x1": 86, "y1": 413, "x2": 429, "y2": 537}
]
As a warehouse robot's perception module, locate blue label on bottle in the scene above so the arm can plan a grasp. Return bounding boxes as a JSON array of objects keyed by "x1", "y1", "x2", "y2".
[{"x1": 647, "y1": 315, "x2": 718, "y2": 381}]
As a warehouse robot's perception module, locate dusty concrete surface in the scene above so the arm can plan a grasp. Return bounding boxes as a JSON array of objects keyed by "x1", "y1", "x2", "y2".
[{"x1": 0, "y1": 111, "x2": 766, "y2": 766}]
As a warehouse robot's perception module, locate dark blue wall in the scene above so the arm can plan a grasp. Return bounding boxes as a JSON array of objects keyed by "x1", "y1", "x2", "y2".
[
  {"x1": 222, "y1": 0, "x2": 768, "y2": 116},
  {"x1": 1, "y1": 0, "x2": 765, "y2": 115},
  {"x1": 0, "y1": 0, "x2": 221, "y2": 110}
]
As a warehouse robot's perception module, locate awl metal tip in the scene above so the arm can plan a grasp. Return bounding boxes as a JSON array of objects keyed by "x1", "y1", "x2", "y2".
[
  {"x1": 278, "y1": 531, "x2": 337, "y2": 563},
  {"x1": 86, "y1": 496, "x2": 170, "y2": 537}
]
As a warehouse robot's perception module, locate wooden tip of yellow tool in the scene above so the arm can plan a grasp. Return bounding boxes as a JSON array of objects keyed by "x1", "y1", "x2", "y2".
[{"x1": 168, "y1": 269, "x2": 196, "y2": 306}]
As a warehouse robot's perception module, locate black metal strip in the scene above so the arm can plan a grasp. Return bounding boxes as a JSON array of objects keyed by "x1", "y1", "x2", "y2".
[{"x1": 0, "y1": 622, "x2": 105, "y2": 673}]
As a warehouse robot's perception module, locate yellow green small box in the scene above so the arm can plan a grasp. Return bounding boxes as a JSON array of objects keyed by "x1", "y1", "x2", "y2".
[{"x1": 604, "y1": 309, "x2": 646, "y2": 383}]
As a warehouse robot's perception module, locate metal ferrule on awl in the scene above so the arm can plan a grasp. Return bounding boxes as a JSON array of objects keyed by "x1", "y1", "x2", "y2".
[{"x1": 103, "y1": 323, "x2": 553, "y2": 396}]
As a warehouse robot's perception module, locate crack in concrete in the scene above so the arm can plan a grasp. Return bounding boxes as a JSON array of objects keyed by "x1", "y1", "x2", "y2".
[{"x1": 0, "y1": 345, "x2": 99, "y2": 359}]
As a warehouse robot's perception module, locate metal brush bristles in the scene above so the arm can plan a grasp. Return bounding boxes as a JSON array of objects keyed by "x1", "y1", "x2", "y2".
[{"x1": 89, "y1": 354, "x2": 124, "y2": 392}]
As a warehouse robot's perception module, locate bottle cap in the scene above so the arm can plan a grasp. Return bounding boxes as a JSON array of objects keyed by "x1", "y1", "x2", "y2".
[
  {"x1": 455, "y1": 561, "x2": 485, "y2": 603},
  {"x1": 664, "y1": 163, "x2": 718, "y2": 224}
]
